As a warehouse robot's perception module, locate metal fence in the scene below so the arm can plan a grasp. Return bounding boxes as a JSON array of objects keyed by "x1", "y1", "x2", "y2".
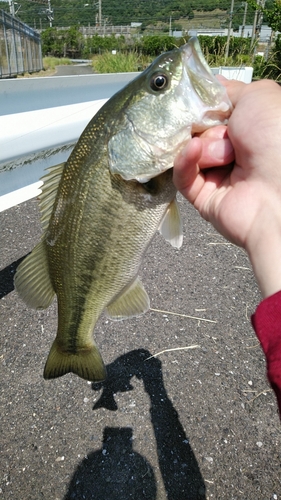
[{"x1": 0, "y1": 10, "x2": 43, "y2": 78}]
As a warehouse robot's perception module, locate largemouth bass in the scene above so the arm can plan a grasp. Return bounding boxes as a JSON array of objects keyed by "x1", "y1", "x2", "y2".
[{"x1": 14, "y1": 38, "x2": 231, "y2": 382}]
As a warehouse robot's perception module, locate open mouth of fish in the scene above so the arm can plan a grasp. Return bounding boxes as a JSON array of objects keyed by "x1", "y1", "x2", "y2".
[{"x1": 179, "y1": 38, "x2": 231, "y2": 127}]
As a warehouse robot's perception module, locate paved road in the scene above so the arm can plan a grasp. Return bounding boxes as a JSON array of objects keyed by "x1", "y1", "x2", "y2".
[{"x1": 1, "y1": 192, "x2": 280, "y2": 499}]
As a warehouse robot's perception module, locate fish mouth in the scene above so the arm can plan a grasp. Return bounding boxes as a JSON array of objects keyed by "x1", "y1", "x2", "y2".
[
  {"x1": 181, "y1": 37, "x2": 215, "y2": 86},
  {"x1": 179, "y1": 37, "x2": 232, "y2": 128}
]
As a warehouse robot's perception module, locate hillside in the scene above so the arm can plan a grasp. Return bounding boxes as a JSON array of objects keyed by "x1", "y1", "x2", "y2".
[{"x1": 0, "y1": 0, "x2": 259, "y2": 30}]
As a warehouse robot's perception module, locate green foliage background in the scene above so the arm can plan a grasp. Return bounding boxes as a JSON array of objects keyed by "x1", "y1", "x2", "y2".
[
  {"x1": 39, "y1": 28, "x2": 281, "y2": 80},
  {"x1": 41, "y1": 29, "x2": 252, "y2": 60},
  {"x1": 0, "y1": 0, "x2": 255, "y2": 29},
  {"x1": 0, "y1": 0, "x2": 279, "y2": 32},
  {"x1": 1, "y1": 0, "x2": 280, "y2": 79}
]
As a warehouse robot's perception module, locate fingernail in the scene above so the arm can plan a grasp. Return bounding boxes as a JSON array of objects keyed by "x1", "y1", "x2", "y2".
[{"x1": 208, "y1": 139, "x2": 233, "y2": 161}]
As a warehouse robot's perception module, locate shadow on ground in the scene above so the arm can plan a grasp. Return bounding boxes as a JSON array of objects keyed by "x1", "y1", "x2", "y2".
[
  {"x1": 0, "y1": 255, "x2": 27, "y2": 299},
  {"x1": 64, "y1": 349, "x2": 206, "y2": 500},
  {"x1": 0, "y1": 252, "x2": 206, "y2": 499}
]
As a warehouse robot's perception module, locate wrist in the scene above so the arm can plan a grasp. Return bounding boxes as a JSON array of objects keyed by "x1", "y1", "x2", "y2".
[{"x1": 246, "y1": 207, "x2": 281, "y2": 298}]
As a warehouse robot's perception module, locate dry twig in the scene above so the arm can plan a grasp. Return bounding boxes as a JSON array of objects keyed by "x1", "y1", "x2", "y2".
[
  {"x1": 145, "y1": 345, "x2": 200, "y2": 360},
  {"x1": 246, "y1": 389, "x2": 271, "y2": 404},
  {"x1": 150, "y1": 307, "x2": 216, "y2": 323}
]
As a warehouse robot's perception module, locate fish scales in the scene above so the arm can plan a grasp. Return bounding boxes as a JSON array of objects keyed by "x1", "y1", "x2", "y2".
[
  {"x1": 48, "y1": 166, "x2": 175, "y2": 352},
  {"x1": 14, "y1": 38, "x2": 232, "y2": 382}
]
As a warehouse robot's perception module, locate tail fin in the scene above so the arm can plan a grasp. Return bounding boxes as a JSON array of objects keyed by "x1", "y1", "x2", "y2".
[{"x1": 43, "y1": 339, "x2": 107, "y2": 382}]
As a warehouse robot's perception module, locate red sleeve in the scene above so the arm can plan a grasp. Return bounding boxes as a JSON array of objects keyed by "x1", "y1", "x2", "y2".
[{"x1": 251, "y1": 290, "x2": 281, "y2": 417}]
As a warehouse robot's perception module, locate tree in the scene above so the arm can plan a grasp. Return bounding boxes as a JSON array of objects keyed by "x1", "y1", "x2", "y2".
[
  {"x1": 64, "y1": 26, "x2": 83, "y2": 56},
  {"x1": 247, "y1": 0, "x2": 281, "y2": 31},
  {"x1": 41, "y1": 27, "x2": 66, "y2": 56},
  {"x1": 265, "y1": 0, "x2": 281, "y2": 32}
]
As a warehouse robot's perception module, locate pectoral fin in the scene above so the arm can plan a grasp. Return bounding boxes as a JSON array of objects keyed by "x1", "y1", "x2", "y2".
[
  {"x1": 14, "y1": 241, "x2": 55, "y2": 309},
  {"x1": 106, "y1": 277, "x2": 150, "y2": 320},
  {"x1": 158, "y1": 198, "x2": 183, "y2": 248},
  {"x1": 14, "y1": 163, "x2": 65, "y2": 309}
]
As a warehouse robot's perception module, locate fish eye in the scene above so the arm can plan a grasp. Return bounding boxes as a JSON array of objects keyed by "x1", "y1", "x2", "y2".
[{"x1": 150, "y1": 73, "x2": 169, "y2": 92}]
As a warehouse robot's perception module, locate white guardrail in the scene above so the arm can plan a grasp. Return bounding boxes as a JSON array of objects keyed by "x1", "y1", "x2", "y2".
[{"x1": 0, "y1": 66, "x2": 253, "y2": 213}]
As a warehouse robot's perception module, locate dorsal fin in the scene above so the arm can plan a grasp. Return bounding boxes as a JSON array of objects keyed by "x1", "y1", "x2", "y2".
[
  {"x1": 158, "y1": 198, "x2": 183, "y2": 248},
  {"x1": 39, "y1": 162, "x2": 65, "y2": 231}
]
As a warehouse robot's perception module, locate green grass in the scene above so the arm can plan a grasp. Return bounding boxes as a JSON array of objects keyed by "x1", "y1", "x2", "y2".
[
  {"x1": 205, "y1": 51, "x2": 252, "y2": 67},
  {"x1": 200, "y1": 40, "x2": 252, "y2": 67},
  {"x1": 43, "y1": 56, "x2": 72, "y2": 71},
  {"x1": 91, "y1": 45, "x2": 253, "y2": 76},
  {"x1": 92, "y1": 52, "x2": 153, "y2": 73}
]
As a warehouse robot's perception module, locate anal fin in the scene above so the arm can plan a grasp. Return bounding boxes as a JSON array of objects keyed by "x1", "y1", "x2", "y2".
[{"x1": 106, "y1": 277, "x2": 150, "y2": 320}]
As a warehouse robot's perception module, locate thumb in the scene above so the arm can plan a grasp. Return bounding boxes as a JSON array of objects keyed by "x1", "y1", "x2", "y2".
[{"x1": 173, "y1": 138, "x2": 205, "y2": 204}]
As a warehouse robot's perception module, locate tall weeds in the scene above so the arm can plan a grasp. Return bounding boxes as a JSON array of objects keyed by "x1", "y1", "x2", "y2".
[
  {"x1": 43, "y1": 57, "x2": 72, "y2": 70},
  {"x1": 92, "y1": 52, "x2": 152, "y2": 73}
]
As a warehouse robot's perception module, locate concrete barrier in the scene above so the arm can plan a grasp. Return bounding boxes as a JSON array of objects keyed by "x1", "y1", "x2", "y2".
[{"x1": 0, "y1": 67, "x2": 253, "y2": 212}]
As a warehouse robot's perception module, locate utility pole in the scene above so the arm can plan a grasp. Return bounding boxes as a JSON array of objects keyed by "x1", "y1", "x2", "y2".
[
  {"x1": 98, "y1": 0, "x2": 102, "y2": 26},
  {"x1": 90, "y1": 0, "x2": 101, "y2": 29},
  {"x1": 28, "y1": 0, "x2": 53, "y2": 28},
  {"x1": 8, "y1": 0, "x2": 21, "y2": 17},
  {"x1": 241, "y1": 1, "x2": 248, "y2": 38},
  {"x1": 251, "y1": 0, "x2": 266, "y2": 49},
  {"x1": 225, "y1": 0, "x2": 235, "y2": 61},
  {"x1": 251, "y1": 0, "x2": 259, "y2": 48},
  {"x1": 46, "y1": 0, "x2": 53, "y2": 27},
  {"x1": 8, "y1": 0, "x2": 15, "y2": 16},
  {"x1": 256, "y1": 0, "x2": 266, "y2": 40}
]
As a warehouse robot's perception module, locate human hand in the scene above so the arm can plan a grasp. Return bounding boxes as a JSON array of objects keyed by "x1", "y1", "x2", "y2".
[{"x1": 173, "y1": 79, "x2": 281, "y2": 297}]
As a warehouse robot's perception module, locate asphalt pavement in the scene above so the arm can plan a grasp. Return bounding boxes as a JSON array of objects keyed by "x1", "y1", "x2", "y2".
[
  {"x1": 1, "y1": 193, "x2": 281, "y2": 500},
  {"x1": 0, "y1": 64, "x2": 280, "y2": 499}
]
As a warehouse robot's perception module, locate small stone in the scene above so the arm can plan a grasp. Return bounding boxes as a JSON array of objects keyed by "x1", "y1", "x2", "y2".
[{"x1": 256, "y1": 441, "x2": 263, "y2": 447}]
